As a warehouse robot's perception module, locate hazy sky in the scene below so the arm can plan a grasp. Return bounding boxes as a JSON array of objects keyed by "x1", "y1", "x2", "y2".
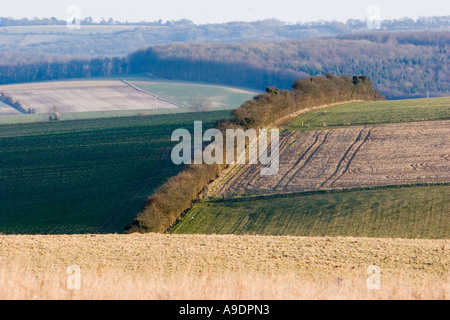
[{"x1": 1, "y1": 0, "x2": 449, "y2": 24}]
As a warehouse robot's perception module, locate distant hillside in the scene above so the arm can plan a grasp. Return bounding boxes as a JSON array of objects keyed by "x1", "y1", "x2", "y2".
[
  {"x1": 0, "y1": 29, "x2": 448, "y2": 99},
  {"x1": 128, "y1": 31, "x2": 450, "y2": 99},
  {"x1": 0, "y1": 16, "x2": 448, "y2": 58}
]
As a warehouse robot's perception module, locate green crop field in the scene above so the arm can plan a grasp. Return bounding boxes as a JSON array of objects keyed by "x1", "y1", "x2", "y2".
[
  {"x1": 285, "y1": 97, "x2": 450, "y2": 131},
  {"x1": 0, "y1": 108, "x2": 192, "y2": 126},
  {"x1": 130, "y1": 79, "x2": 258, "y2": 110},
  {"x1": 0, "y1": 76, "x2": 257, "y2": 125},
  {"x1": 172, "y1": 185, "x2": 450, "y2": 239},
  {"x1": 180, "y1": 97, "x2": 450, "y2": 239},
  {"x1": 0, "y1": 110, "x2": 230, "y2": 234}
]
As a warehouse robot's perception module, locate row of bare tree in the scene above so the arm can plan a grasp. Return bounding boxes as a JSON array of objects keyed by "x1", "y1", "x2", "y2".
[{"x1": 125, "y1": 75, "x2": 383, "y2": 233}]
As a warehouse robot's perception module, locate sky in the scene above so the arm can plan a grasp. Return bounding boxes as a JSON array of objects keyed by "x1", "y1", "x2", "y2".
[{"x1": 0, "y1": 0, "x2": 449, "y2": 24}]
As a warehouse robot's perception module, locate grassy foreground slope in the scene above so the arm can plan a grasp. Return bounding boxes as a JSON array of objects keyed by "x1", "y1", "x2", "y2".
[
  {"x1": 0, "y1": 234, "x2": 448, "y2": 299},
  {"x1": 172, "y1": 185, "x2": 450, "y2": 239},
  {"x1": 0, "y1": 111, "x2": 229, "y2": 234},
  {"x1": 284, "y1": 97, "x2": 450, "y2": 131}
]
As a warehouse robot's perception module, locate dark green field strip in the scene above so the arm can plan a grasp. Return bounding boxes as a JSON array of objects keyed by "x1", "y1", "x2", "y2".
[
  {"x1": 0, "y1": 111, "x2": 228, "y2": 137},
  {"x1": 171, "y1": 185, "x2": 450, "y2": 239},
  {"x1": 0, "y1": 111, "x2": 230, "y2": 234},
  {"x1": 285, "y1": 97, "x2": 450, "y2": 131}
]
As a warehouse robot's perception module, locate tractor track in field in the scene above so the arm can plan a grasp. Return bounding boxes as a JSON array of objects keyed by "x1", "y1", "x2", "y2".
[
  {"x1": 320, "y1": 127, "x2": 373, "y2": 188},
  {"x1": 328, "y1": 127, "x2": 374, "y2": 187},
  {"x1": 243, "y1": 131, "x2": 298, "y2": 191},
  {"x1": 283, "y1": 130, "x2": 331, "y2": 190},
  {"x1": 218, "y1": 120, "x2": 450, "y2": 196},
  {"x1": 273, "y1": 131, "x2": 322, "y2": 191}
]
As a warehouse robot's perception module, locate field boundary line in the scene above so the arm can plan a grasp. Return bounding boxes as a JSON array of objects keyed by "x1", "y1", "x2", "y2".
[
  {"x1": 272, "y1": 100, "x2": 364, "y2": 128},
  {"x1": 214, "y1": 100, "x2": 364, "y2": 194},
  {"x1": 208, "y1": 182, "x2": 450, "y2": 204},
  {"x1": 118, "y1": 78, "x2": 186, "y2": 109},
  {"x1": 284, "y1": 130, "x2": 331, "y2": 189},
  {"x1": 320, "y1": 127, "x2": 372, "y2": 188},
  {"x1": 293, "y1": 117, "x2": 450, "y2": 131}
]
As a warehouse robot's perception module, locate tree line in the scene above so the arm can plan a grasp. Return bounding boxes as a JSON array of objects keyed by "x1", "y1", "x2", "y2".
[
  {"x1": 127, "y1": 31, "x2": 449, "y2": 99},
  {"x1": 0, "y1": 56, "x2": 128, "y2": 85},
  {"x1": 2, "y1": 15, "x2": 448, "y2": 29},
  {"x1": 125, "y1": 74, "x2": 383, "y2": 233},
  {"x1": 1, "y1": 16, "x2": 449, "y2": 58},
  {"x1": 0, "y1": 92, "x2": 33, "y2": 113},
  {"x1": 0, "y1": 30, "x2": 448, "y2": 99}
]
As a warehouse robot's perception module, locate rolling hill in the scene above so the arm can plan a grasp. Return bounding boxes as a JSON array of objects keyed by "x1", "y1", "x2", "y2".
[
  {"x1": 0, "y1": 76, "x2": 447, "y2": 300},
  {"x1": 219, "y1": 121, "x2": 450, "y2": 195},
  {"x1": 172, "y1": 185, "x2": 450, "y2": 239},
  {"x1": 0, "y1": 76, "x2": 257, "y2": 114},
  {"x1": 0, "y1": 110, "x2": 230, "y2": 234},
  {"x1": 172, "y1": 98, "x2": 450, "y2": 238},
  {"x1": 284, "y1": 98, "x2": 450, "y2": 130}
]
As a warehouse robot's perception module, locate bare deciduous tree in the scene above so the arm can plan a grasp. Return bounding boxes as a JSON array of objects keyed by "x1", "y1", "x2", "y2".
[
  {"x1": 189, "y1": 94, "x2": 213, "y2": 112},
  {"x1": 49, "y1": 106, "x2": 62, "y2": 121}
]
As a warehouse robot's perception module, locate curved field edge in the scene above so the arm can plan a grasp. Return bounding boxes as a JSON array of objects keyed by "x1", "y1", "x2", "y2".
[
  {"x1": 0, "y1": 76, "x2": 258, "y2": 125},
  {"x1": 0, "y1": 111, "x2": 230, "y2": 234},
  {"x1": 283, "y1": 97, "x2": 450, "y2": 131},
  {"x1": 0, "y1": 234, "x2": 448, "y2": 299},
  {"x1": 171, "y1": 185, "x2": 450, "y2": 239},
  {"x1": 129, "y1": 79, "x2": 258, "y2": 110},
  {"x1": 128, "y1": 75, "x2": 383, "y2": 233}
]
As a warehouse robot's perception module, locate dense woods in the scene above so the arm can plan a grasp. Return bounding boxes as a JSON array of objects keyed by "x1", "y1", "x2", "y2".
[
  {"x1": 126, "y1": 75, "x2": 382, "y2": 233},
  {"x1": 128, "y1": 31, "x2": 450, "y2": 99},
  {"x1": 1, "y1": 16, "x2": 448, "y2": 57},
  {"x1": 0, "y1": 56, "x2": 128, "y2": 84},
  {"x1": 0, "y1": 30, "x2": 448, "y2": 99}
]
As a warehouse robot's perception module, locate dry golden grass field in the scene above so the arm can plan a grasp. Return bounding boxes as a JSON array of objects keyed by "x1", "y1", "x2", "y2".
[
  {"x1": 0, "y1": 80, "x2": 180, "y2": 113},
  {"x1": 0, "y1": 234, "x2": 448, "y2": 300},
  {"x1": 219, "y1": 120, "x2": 450, "y2": 196},
  {"x1": 0, "y1": 98, "x2": 448, "y2": 300}
]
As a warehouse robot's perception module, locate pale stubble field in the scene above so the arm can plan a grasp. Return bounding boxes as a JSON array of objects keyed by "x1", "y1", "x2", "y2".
[
  {"x1": 0, "y1": 234, "x2": 448, "y2": 300},
  {"x1": 0, "y1": 80, "x2": 180, "y2": 113}
]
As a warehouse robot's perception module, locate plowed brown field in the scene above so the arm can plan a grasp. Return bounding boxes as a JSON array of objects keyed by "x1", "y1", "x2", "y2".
[{"x1": 219, "y1": 120, "x2": 450, "y2": 196}]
